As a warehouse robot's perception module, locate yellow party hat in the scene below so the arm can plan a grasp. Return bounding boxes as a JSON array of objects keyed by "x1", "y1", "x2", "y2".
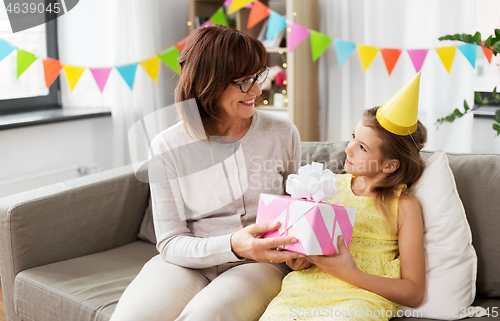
[{"x1": 376, "y1": 72, "x2": 420, "y2": 135}]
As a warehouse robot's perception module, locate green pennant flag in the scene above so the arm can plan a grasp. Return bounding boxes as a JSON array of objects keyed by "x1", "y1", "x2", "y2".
[
  {"x1": 159, "y1": 46, "x2": 181, "y2": 74},
  {"x1": 17, "y1": 49, "x2": 37, "y2": 77},
  {"x1": 310, "y1": 30, "x2": 333, "y2": 62},
  {"x1": 211, "y1": 7, "x2": 228, "y2": 26}
]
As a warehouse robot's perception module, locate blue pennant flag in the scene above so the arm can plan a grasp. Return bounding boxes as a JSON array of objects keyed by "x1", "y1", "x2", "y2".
[
  {"x1": 266, "y1": 11, "x2": 286, "y2": 41},
  {"x1": 458, "y1": 43, "x2": 477, "y2": 69},
  {"x1": 334, "y1": 39, "x2": 356, "y2": 68},
  {"x1": 0, "y1": 39, "x2": 16, "y2": 62},
  {"x1": 116, "y1": 63, "x2": 138, "y2": 90}
]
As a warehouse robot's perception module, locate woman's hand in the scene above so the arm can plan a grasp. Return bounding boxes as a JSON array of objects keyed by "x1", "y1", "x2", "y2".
[
  {"x1": 306, "y1": 235, "x2": 359, "y2": 282},
  {"x1": 230, "y1": 222, "x2": 303, "y2": 263}
]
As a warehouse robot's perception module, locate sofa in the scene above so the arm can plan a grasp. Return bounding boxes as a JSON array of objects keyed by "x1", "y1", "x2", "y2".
[{"x1": 0, "y1": 141, "x2": 499, "y2": 321}]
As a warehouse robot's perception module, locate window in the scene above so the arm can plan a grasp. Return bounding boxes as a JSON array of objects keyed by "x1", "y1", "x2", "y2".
[
  {"x1": 475, "y1": 0, "x2": 500, "y2": 98},
  {"x1": 0, "y1": 3, "x2": 59, "y2": 114}
]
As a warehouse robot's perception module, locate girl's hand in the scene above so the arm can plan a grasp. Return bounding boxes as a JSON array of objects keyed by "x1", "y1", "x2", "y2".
[
  {"x1": 286, "y1": 256, "x2": 312, "y2": 270},
  {"x1": 230, "y1": 222, "x2": 302, "y2": 263},
  {"x1": 307, "y1": 235, "x2": 359, "y2": 282}
]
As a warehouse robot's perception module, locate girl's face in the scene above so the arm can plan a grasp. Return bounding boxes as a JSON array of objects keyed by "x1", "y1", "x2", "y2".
[
  {"x1": 344, "y1": 119, "x2": 386, "y2": 177},
  {"x1": 218, "y1": 71, "x2": 263, "y2": 122}
]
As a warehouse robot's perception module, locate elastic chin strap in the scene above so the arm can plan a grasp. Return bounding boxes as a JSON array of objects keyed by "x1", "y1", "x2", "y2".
[{"x1": 408, "y1": 130, "x2": 420, "y2": 151}]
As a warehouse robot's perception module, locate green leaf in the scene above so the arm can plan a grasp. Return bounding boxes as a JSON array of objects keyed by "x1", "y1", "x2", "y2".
[
  {"x1": 484, "y1": 97, "x2": 490, "y2": 104},
  {"x1": 493, "y1": 123, "x2": 500, "y2": 136},
  {"x1": 495, "y1": 109, "x2": 500, "y2": 123},
  {"x1": 463, "y1": 100, "x2": 470, "y2": 112},
  {"x1": 493, "y1": 42, "x2": 500, "y2": 55},
  {"x1": 485, "y1": 35, "x2": 493, "y2": 48},
  {"x1": 493, "y1": 87, "x2": 498, "y2": 99},
  {"x1": 495, "y1": 28, "x2": 500, "y2": 39},
  {"x1": 475, "y1": 92, "x2": 483, "y2": 104},
  {"x1": 474, "y1": 32, "x2": 482, "y2": 44}
]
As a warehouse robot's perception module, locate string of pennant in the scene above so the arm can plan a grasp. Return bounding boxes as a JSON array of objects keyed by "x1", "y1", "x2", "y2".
[{"x1": 0, "y1": 0, "x2": 496, "y2": 94}]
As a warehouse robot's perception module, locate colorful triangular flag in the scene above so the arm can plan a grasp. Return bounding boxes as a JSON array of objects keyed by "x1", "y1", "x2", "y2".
[
  {"x1": 17, "y1": 49, "x2": 37, "y2": 78},
  {"x1": 176, "y1": 36, "x2": 189, "y2": 52},
  {"x1": 200, "y1": 19, "x2": 213, "y2": 28},
  {"x1": 266, "y1": 11, "x2": 286, "y2": 41},
  {"x1": 310, "y1": 30, "x2": 333, "y2": 62},
  {"x1": 63, "y1": 65, "x2": 86, "y2": 91},
  {"x1": 380, "y1": 48, "x2": 402, "y2": 75},
  {"x1": 407, "y1": 49, "x2": 428, "y2": 73},
  {"x1": 90, "y1": 68, "x2": 112, "y2": 93},
  {"x1": 247, "y1": 0, "x2": 270, "y2": 30},
  {"x1": 116, "y1": 63, "x2": 138, "y2": 90},
  {"x1": 211, "y1": 7, "x2": 228, "y2": 26},
  {"x1": 228, "y1": 0, "x2": 253, "y2": 14},
  {"x1": 458, "y1": 43, "x2": 477, "y2": 69},
  {"x1": 0, "y1": 39, "x2": 16, "y2": 62},
  {"x1": 334, "y1": 39, "x2": 356, "y2": 68},
  {"x1": 140, "y1": 56, "x2": 160, "y2": 83},
  {"x1": 481, "y1": 40, "x2": 493, "y2": 64},
  {"x1": 436, "y1": 46, "x2": 456, "y2": 73},
  {"x1": 42, "y1": 57, "x2": 63, "y2": 88},
  {"x1": 159, "y1": 46, "x2": 181, "y2": 74},
  {"x1": 357, "y1": 45, "x2": 379, "y2": 72},
  {"x1": 288, "y1": 22, "x2": 310, "y2": 52}
]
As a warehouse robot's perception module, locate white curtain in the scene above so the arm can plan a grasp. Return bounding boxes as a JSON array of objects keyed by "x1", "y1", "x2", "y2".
[
  {"x1": 318, "y1": 0, "x2": 476, "y2": 153},
  {"x1": 58, "y1": 0, "x2": 187, "y2": 168}
]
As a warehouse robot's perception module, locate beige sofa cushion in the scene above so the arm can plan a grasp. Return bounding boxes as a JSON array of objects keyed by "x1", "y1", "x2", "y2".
[{"x1": 14, "y1": 241, "x2": 158, "y2": 321}]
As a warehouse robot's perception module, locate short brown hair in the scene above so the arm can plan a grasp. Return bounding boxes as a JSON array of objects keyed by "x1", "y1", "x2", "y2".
[
  {"x1": 175, "y1": 25, "x2": 268, "y2": 137},
  {"x1": 362, "y1": 106, "x2": 427, "y2": 232}
]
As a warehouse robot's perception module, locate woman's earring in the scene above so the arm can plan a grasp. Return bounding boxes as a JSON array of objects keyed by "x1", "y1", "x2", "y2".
[{"x1": 382, "y1": 173, "x2": 386, "y2": 177}]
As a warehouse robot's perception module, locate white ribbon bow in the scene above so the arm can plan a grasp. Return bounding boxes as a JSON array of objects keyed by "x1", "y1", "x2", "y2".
[{"x1": 285, "y1": 162, "x2": 339, "y2": 203}]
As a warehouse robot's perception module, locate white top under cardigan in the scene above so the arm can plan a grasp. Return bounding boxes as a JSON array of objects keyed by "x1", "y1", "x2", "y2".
[{"x1": 149, "y1": 109, "x2": 301, "y2": 269}]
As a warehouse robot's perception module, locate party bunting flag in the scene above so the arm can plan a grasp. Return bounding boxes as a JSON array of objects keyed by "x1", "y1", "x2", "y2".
[
  {"x1": 0, "y1": 39, "x2": 16, "y2": 62},
  {"x1": 288, "y1": 22, "x2": 310, "y2": 52},
  {"x1": 333, "y1": 39, "x2": 356, "y2": 68},
  {"x1": 266, "y1": 11, "x2": 286, "y2": 41},
  {"x1": 228, "y1": 0, "x2": 253, "y2": 14},
  {"x1": 116, "y1": 63, "x2": 138, "y2": 90},
  {"x1": 481, "y1": 40, "x2": 493, "y2": 64},
  {"x1": 42, "y1": 57, "x2": 63, "y2": 88},
  {"x1": 211, "y1": 7, "x2": 228, "y2": 26},
  {"x1": 436, "y1": 46, "x2": 456, "y2": 73},
  {"x1": 176, "y1": 36, "x2": 189, "y2": 52},
  {"x1": 247, "y1": 0, "x2": 270, "y2": 30},
  {"x1": 407, "y1": 49, "x2": 428, "y2": 73},
  {"x1": 63, "y1": 65, "x2": 86, "y2": 91},
  {"x1": 224, "y1": 0, "x2": 253, "y2": 9},
  {"x1": 140, "y1": 56, "x2": 160, "y2": 83},
  {"x1": 458, "y1": 43, "x2": 477, "y2": 68},
  {"x1": 200, "y1": 19, "x2": 213, "y2": 28},
  {"x1": 357, "y1": 45, "x2": 379, "y2": 72},
  {"x1": 90, "y1": 68, "x2": 112, "y2": 93},
  {"x1": 17, "y1": 49, "x2": 37, "y2": 78},
  {"x1": 159, "y1": 46, "x2": 181, "y2": 74},
  {"x1": 310, "y1": 30, "x2": 332, "y2": 62},
  {"x1": 380, "y1": 48, "x2": 402, "y2": 75}
]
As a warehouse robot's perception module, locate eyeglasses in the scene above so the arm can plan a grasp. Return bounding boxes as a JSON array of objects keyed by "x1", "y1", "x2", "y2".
[{"x1": 231, "y1": 66, "x2": 270, "y2": 93}]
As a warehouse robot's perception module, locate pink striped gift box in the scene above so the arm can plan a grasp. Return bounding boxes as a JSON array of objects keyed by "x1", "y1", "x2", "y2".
[{"x1": 256, "y1": 193, "x2": 356, "y2": 255}]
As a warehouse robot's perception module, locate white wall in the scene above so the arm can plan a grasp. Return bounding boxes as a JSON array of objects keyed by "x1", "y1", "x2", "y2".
[{"x1": 472, "y1": 118, "x2": 500, "y2": 153}]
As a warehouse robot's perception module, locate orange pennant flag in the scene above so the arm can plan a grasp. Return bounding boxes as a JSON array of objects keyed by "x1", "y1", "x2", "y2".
[
  {"x1": 357, "y1": 45, "x2": 379, "y2": 72},
  {"x1": 228, "y1": 0, "x2": 253, "y2": 14},
  {"x1": 380, "y1": 48, "x2": 401, "y2": 75},
  {"x1": 43, "y1": 57, "x2": 63, "y2": 88},
  {"x1": 481, "y1": 40, "x2": 493, "y2": 64},
  {"x1": 140, "y1": 56, "x2": 160, "y2": 83},
  {"x1": 436, "y1": 46, "x2": 456, "y2": 73},
  {"x1": 63, "y1": 65, "x2": 86, "y2": 92},
  {"x1": 247, "y1": 0, "x2": 270, "y2": 29},
  {"x1": 176, "y1": 36, "x2": 189, "y2": 52}
]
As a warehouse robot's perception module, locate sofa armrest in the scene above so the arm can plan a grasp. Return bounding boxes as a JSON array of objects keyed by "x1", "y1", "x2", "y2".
[{"x1": 0, "y1": 164, "x2": 149, "y2": 316}]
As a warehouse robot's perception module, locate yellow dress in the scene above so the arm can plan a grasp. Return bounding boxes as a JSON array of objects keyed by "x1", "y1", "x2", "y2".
[{"x1": 260, "y1": 174, "x2": 404, "y2": 321}]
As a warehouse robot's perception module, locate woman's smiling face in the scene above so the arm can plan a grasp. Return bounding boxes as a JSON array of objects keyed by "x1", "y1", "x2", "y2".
[
  {"x1": 218, "y1": 71, "x2": 263, "y2": 122},
  {"x1": 344, "y1": 119, "x2": 386, "y2": 177}
]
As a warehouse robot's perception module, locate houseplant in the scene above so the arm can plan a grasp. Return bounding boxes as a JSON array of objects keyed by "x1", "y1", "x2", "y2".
[{"x1": 436, "y1": 29, "x2": 500, "y2": 136}]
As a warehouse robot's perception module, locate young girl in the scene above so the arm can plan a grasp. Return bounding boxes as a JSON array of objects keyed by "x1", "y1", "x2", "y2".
[{"x1": 260, "y1": 75, "x2": 427, "y2": 321}]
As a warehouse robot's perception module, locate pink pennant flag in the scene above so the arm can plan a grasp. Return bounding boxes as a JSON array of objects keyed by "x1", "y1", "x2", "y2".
[
  {"x1": 407, "y1": 49, "x2": 428, "y2": 73},
  {"x1": 288, "y1": 22, "x2": 310, "y2": 52},
  {"x1": 90, "y1": 68, "x2": 112, "y2": 93}
]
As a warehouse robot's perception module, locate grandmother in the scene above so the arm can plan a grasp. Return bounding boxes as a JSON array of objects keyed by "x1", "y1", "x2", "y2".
[{"x1": 110, "y1": 25, "x2": 302, "y2": 321}]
